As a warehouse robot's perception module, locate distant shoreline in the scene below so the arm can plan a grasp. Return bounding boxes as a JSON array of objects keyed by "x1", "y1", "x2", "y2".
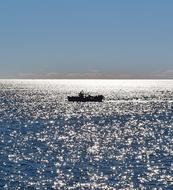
[{"x1": 0, "y1": 78, "x2": 173, "y2": 80}]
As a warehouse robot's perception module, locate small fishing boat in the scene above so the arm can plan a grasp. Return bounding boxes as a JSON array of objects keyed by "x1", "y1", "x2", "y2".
[{"x1": 67, "y1": 91, "x2": 104, "y2": 102}]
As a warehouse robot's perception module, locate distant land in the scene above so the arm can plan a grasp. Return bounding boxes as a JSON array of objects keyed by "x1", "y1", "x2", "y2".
[{"x1": 2, "y1": 69, "x2": 173, "y2": 79}]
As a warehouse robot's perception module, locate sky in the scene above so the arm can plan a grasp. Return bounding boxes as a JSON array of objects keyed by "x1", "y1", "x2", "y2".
[{"x1": 0, "y1": 0, "x2": 173, "y2": 79}]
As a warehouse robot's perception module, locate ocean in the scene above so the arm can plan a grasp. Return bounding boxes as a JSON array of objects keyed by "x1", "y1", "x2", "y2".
[{"x1": 0, "y1": 79, "x2": 173, "y2": 189}]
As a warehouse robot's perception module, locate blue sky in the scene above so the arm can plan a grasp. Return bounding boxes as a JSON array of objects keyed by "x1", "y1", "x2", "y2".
[{"x1": 0, "y1": 0, "x2": 173, "y2": 78}]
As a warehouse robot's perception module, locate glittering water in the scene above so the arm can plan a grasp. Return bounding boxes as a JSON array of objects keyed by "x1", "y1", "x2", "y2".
[{"x1": 1, "y1": 79, "x2": 173, "y2": 189}]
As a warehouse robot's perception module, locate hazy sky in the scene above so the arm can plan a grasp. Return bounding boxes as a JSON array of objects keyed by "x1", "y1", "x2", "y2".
[{"x1": 0, "y1": 0, "x2": 173, "y2": 78}]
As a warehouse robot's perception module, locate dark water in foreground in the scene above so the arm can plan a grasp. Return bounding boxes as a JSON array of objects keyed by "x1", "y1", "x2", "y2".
[{"x1": 0, "y1": 80, "x2": 173, "y2": 189}]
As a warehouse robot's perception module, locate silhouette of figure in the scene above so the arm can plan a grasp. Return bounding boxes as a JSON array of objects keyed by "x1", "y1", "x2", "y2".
[{"x1": 79, "y1": 91, "x2": 84, "y2": 97}]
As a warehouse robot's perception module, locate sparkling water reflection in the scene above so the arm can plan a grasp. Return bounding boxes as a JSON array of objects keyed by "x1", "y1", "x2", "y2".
[{"x1": 0, "y1": 80, "x2": 173, "y2": 189}]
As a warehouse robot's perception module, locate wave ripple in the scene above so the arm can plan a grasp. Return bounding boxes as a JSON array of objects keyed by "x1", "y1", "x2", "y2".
[{"x1": 0, "y1": 80, "x2": 173, "y2": 189}]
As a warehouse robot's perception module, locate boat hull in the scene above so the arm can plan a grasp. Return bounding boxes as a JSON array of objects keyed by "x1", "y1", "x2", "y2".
[{"x1": 67, "y1": 95, "x2": 104, "y2": 102}]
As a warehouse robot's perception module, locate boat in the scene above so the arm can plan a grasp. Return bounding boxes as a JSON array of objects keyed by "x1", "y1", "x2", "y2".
[{"x1": 67, "y1": 91, "x2": 104, "y2": 102}]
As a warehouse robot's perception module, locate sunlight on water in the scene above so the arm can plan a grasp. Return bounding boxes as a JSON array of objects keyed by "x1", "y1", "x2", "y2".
[{"x1": 0, "y1": 80, "x2": 173, "y2": 189}]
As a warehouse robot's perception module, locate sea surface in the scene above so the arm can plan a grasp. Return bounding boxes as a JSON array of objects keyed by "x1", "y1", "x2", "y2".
[{"x1": 0, "y1": 79, "x2": 173, "y2": 190}]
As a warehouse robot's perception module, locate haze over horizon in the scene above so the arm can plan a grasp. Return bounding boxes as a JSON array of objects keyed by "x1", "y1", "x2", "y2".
[{"x1": 1, "y1": 0, "x2": 173, "y2": 79}]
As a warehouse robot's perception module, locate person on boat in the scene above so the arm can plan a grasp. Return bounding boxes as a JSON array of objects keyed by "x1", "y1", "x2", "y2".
[{"x1": 79, "y1": 91, "x2": 84, "y2": 97}]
